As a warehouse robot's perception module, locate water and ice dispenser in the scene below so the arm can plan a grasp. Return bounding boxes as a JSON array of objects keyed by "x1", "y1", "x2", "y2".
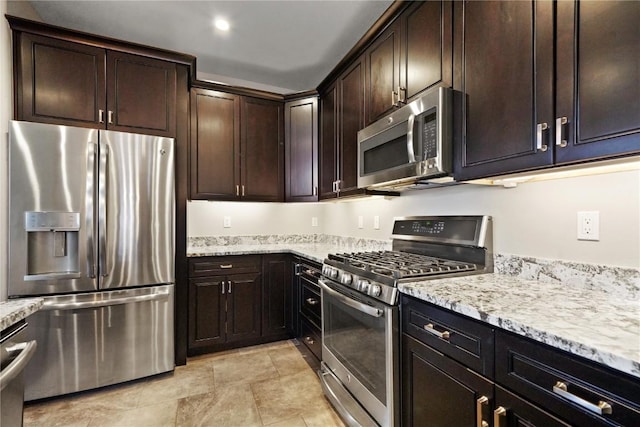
[{"x1": 24, "y1": 211, "x2": 81, "y2": 281}]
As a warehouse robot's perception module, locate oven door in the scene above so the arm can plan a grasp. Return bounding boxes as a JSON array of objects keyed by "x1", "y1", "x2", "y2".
[{"x1": 319, "y1": 278, "x2": 398, "y2": 427}]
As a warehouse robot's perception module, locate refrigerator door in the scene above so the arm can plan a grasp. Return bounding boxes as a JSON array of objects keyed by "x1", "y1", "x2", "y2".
[
  {"x1": 98, "y1": 130, "x2": 175, "y2": 289},
  {"x1": 8, "y1": 121, "x2": 99, "y2": 296},
  {"x1": 23, "y1": 285, "x2": 175, "y2": 401}
]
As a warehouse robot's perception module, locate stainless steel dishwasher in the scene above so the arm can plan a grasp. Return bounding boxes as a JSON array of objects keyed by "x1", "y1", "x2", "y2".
[{"x1": 1, "y1": 320, "x2": 37, "y2": 427}]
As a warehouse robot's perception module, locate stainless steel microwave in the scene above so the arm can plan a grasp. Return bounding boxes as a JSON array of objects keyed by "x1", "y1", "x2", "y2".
[{"x1": 357, "y1": 86, "x2": 452, "y2": 190}]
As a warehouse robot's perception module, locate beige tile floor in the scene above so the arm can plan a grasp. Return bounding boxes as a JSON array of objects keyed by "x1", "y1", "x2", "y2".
[{"x1": 23, "y1": 340, "x2": 345, "y2": 427}]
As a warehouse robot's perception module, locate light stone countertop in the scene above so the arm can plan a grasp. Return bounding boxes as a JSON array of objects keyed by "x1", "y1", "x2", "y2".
[
  {"x1": 399, "y1": 273, "x2": 640, "y2": 379},
  {"x1": 187, "y1": 239, "x2": 640, "y2": 379},
  {"x1": 0, "y1": 298, "x2": 44, "y2": 331}
]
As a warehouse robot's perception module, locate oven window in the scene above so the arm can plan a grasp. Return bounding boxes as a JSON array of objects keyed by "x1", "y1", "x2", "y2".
[{"x1": 323, "y1": 290, "x2": 387, "y2": 403}]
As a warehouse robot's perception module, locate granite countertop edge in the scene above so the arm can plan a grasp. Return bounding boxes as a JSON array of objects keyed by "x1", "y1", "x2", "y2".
[
  {"x1": 0, "y1": 298, "x2": 45, "y2": 331},
  {"x1": 398, "y1": 274, "x2": 640, "y2": 380}
]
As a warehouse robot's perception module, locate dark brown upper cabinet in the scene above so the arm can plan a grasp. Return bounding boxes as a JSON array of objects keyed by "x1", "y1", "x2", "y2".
[
  {"x1": 319, "y1": 57, "x2": 366, "y2": 200},
  {"x1": 190, "y1": 88, "x2": 240, "y2": 200},
  {"x1": 14, "y1": 32, "x2": 176, "y2": 137},
  {"x1": 285, "y1": 96, "x2": 318, "y2": 202},
  {"x1": 455, "y1": 0, "x2": 640, "y2": 181},
  {"x1": 190, "y1": 88, "x2": 283, "y2": 201},
  {"x1": 554, "y1": 1, "x2": 640, "y2": 165},
  {"x1": 240, "y1": 97, "x2": 284, "y2": 202},
  {"x1": 365, "y1": 1, "x2": 453, "y2": 126}
]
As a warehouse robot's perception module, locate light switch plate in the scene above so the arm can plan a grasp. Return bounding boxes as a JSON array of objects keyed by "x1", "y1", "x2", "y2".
[
  {"x1": 223, "y1": 216, "x2": 231, "y2": 228},
  {"x1": 312, "y1": 217, "x2": 318, "y2": 227},
  {"x1": 373, "y1": 215, "x2": 380, "y2": 230},
  {"x1": 577, "y1": 211, "x2": 599, "y2": 241},
  {"x1": 358, "y1": 216, "x2": 364, "y2": 229}
]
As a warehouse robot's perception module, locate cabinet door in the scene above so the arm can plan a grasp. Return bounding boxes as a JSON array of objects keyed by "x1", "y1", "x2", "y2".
[
  {"x1": 15, "y1": 33, "x2": 106, "y2": 128},
  {"x1": 365, "y1": 20, "x2": 401, "y2": 125},
  {"x1": 338, "y1": 57, "x2": 365, "y2": 194},
  {"x1": 226, "y1": 273, "x2": 262, "y2": 342},
  {"x1": 188, "y1": 277, "x2": 226, "y2": 349},
  {"x1": 285, "y1": 97, "x2": 318, "y2": 202},
  {"x1": 555, "y1": 1, "x2": 640, "y2": 164},
  {"x1": 190, "y1": 89, "x2": 240, "y2": 200},
  {"x1": 495, "y1": 386, "x2": 571, "y2": 427},
  {"x1": 106, "y1": 51, "x2": 176, "y2": 137},
  {"x1": 454, "y1": 1, "x2": 554, "y2": 180},
  {"x1": 241, "y1": 97, "x2": 284, "y2": 201},
  {"x1": 262, "y1": 254, "x2": 292, "y2": 338},
  {"x1": 401, "y1": 1, "x2": 453, "y2": 101},
  {"x1": 319, "y1": 84, "x2": 338, "y2": 200},
  {"x1": 402, "y1": 334, "x2": 493, "y2": 427}
]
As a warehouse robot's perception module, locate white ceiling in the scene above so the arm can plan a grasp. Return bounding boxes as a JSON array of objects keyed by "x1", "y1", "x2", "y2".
[{"x1": 29, "y1": 0, "x2": 394, "y2": 94}]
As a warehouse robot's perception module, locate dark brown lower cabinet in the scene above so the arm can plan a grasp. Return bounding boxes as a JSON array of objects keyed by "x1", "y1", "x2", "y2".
[
  {"x1": 402, "y1": 334, "x2": 493, "y2": 427},
  {"x1": 262, "y1": 254, "x2": 293, "y2": 340},
  {"x1": 188, "y1": 271, "x2": 261, "y2": 354},
  {"x1": 494, "y1": 385, "x2": 570, "y2": 427}
]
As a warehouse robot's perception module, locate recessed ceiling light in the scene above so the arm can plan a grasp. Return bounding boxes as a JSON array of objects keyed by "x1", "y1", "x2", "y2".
[{"x1": 214, "y1": 18, "x2": 230, "y2": 32}]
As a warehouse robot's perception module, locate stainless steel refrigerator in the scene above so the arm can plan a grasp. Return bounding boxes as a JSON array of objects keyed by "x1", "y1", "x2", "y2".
[{"x1": 8, "y1": 120, "x2": 175, "y2": 401}]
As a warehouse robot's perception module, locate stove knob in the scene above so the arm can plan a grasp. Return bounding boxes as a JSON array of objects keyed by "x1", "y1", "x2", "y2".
[
  {"x1": 369, "y1": 284, "x2": 382, "y2": 297},
  {"x1": 358, "y1": 279, "x2": 370, "y2": 293},
  {"x1": 329, "y1": 268, "x2": 339, "y2": 279},
  {"x1": 340, "y1": 272, "x2": 353, "y2": 285}
]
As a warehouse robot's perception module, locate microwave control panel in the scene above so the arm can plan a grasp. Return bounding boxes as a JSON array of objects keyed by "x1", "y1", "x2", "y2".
[{"x1": 421, "y1": 111, "x2": 438, "y2": 160}]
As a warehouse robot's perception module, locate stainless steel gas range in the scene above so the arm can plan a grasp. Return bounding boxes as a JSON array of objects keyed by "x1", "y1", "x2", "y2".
[{"x1": 318, "y1": 215, "x2": 493, "y2": 427}]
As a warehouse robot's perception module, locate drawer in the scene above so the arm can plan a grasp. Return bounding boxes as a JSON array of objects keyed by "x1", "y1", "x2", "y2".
[
  {"x1": 496, "y1": 329, "x2": 640, "y2": 427},
  {"x1": 300, "y1": 279, "x2": 321, "y2": 327},
  {"x1": 189, "y1": 255, "x2": 261, "y2": 277},
  {"x1": 299, "y1": 316, "x2": 321, "y2": 361},
  {"x1": 401, "y1": 295, "x2": 494, "y2": 378}
]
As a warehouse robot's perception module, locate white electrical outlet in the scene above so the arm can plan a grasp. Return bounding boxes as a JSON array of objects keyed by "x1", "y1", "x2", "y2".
[
  {"x1": 223, "y1": 216, "x2": 231, "y2": 228},
  {"x1": 373, "y1": 215, "x2": 380, "y2": 230},
  {"x1": 312, "y1": 217, "x2": 318, "y2": 227},
  {"x1": 358, "y1": 216, "x2": 364, "y2": 229},
  {"x1": 577, "y1": 211, "x2": 599, "y2": 241}
]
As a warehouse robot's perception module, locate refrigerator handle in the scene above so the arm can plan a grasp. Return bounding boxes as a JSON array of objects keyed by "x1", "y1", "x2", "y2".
[
  {"x1": 41, "y1": 290, "x2": 171, "y2": 311},
  {"x1": 86, "y1": 142, "x2": 97, "y2": 278},
  {"x1": 98, "y1": 143, "x2": 109, "y2": 277}
]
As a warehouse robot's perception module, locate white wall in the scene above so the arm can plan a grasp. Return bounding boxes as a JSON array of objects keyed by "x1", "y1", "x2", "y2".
[{"x1": 188, "y1": 170, "x2": 640, "y2": 268}]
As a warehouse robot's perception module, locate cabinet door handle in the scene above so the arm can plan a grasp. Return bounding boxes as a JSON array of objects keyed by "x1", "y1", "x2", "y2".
[
  {"x1": 304, "y1": 336, "x2": 315, "y2": 345},
  {"x1": 536, "y1": 122, "x2": 549, "y2": 152},
  {"x1": 391, "y1": 89, "x2": 399, "y2": 107},
  {"x1": 423, "y1": 323, "x2": 451, "y2": 340},
  {"x1": 228, "y1": 280, "x2": 232, "y2": 294},
  {"x1": 306, "y1": 297, "x2": 319, "y2": 306},
  {"x1": 553, "y1": 381, "x2": 613, "y2": 415},
  {"x1": 107, "y1": 110, "x2": 114, "y2": 125},
  {"x1": 236, "y1": 185, "x2": 240, "y2": 196},
  {"x1": 241, "y1": 185, "x2": 245, "y2": 196},
  {"x1": 98, "y1": 109, "x2": 105, "y2": 124},
  {"x1": 221, "y1": 281, "x2": 226, "y2": 294},
  {"x1": 556, "y1": 116, "x2": 568, "y2": 147},
  {"x1": 476, "y1": 396, "x2": 489, "y2": 427},
  {"x1": 313, "y1": 186, "x2": 317, "y2": 196},
  {"x1": 493, "y1": 406, "x2": 506, "y2": 427},
  {"x1": 398, "y1": 86, "x2": 407, "y2": 104},
  {"x1": 220, "y1": 264, "x2": 233, "y2": 269}
]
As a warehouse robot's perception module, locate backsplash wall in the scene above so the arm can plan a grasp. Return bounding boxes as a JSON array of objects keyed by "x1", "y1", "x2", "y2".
[{"x1": 188, "y1": 169, "x2": 640, "y2": 269}]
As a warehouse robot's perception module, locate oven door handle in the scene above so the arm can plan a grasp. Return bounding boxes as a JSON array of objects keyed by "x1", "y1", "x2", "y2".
[{"x1": 319, "y1": 279, "x2": 383, "y2": 318}]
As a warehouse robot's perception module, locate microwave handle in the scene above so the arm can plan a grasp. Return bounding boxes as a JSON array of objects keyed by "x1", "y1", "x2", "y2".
[{"x1": 406, "y1": 113, "x2": 417, "y2": 163}]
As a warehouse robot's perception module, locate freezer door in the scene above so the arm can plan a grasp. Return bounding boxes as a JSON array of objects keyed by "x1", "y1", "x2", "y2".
[
  {"x1": 99, "y1": 130, "x2": 175, "y2": 289},
  {"x1": 22, "y1": 285, "x2": 175, "y2": 401},
  {"x1": 8, "y1": 121, "x2": 99, "y2": 296}
]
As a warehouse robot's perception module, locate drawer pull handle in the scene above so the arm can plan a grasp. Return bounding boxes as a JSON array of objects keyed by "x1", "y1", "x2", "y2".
[
  {"x1": 553, "y1": 381, "x2": 613, "y2": 415},
  {"x1": 220, "y1": 264, "x2": 233, "y2": 269},
  {"x1": 304, "y1": 336, "x2": 315, "y2": 345},
  {"x1": 556, "y1": 117, "x2": 569, "y2": 147},
  {"x1": 423, "y1": 323, "x2": 451, "y2": 340},
  {"x1": 494, "y1": 407, "x2": 506, "y2": 427},
  {"x1": 306, "y1": 297, "x2": 319, "y2": 306},
  {"x1": 476, "y1": 396, "x2": 489, "y2": 427}
]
